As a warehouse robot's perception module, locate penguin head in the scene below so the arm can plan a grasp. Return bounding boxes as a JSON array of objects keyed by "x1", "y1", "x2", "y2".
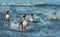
[
  {"x1": 31, "y1": 14, "x2": 33, "y2": 16},
  {"x1": 23, "y1": 13, "x2": 27, "y2": 18},
  {"x1": 6, "y1": 10, "x2": 9, "y2": 14},
  {"x1": 54, "y1": 12, "x2": 56, "y2": 14}
]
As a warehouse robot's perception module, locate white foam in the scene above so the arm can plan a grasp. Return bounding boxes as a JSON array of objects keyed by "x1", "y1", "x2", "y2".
[
  {"x1": 10, "y1": 21, "x2": 19, "y2": 30},
  {"x1": 26, "y1": 26, "x2": 32, "y2": 29}
]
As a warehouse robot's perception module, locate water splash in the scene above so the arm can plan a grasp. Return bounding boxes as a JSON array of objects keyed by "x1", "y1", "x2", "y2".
[{"x1": 10, "y1": 21, "x2": 19, "y2": 30}]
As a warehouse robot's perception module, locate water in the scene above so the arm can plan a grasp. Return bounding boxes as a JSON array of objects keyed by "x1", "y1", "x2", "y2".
[
  {"x1": 0, "y1": 0, "x2": 60, "y2": 37},
  {"x1": 0, "y1": 0, "x2": 60, "y2": 5}
]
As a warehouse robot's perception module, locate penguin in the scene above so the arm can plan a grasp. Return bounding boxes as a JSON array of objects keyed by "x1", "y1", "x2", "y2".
[
  {"x1": 19, "y1": 13, "x2": 28, "y2": 29},
  {"x1": 5, "y1": 10, "x2": 11, "y2": 21},
  {"x1": 51, "y1": 12, "x2": 57, "y2": 20}
]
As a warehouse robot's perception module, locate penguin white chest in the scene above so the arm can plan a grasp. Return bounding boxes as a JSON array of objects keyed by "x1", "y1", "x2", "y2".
[
  {"x1": 23, "y1": 20, "x2": 27, "y2": 26},
  {"x1": 52, "y1": 16, "x2": 57, "y2": 19},
  {"x1": 6, "y1": 14, "x2": 10, "y2": 18},
  {"x1": 29, "y1": 18, "x2": 33, "y2": 22}
]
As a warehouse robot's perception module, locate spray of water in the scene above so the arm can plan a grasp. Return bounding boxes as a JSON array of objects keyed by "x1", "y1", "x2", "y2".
[{"x1": 10, "y1": 21, "x2": 19, "y2": 30}]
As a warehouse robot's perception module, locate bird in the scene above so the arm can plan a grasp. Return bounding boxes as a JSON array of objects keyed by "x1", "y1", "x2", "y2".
[
  {"x1": 51, "y1": 12, "x2": 57, "y2": 20},
  {"x1": 29, "y1": 14, "x2": 34, "y2": 22},
  {"x1": 5, "y1": 10, "x2": 11, "y2": 21},
  {"x1": 19, "y1": 13, "x2": 28, "y2": 29}
]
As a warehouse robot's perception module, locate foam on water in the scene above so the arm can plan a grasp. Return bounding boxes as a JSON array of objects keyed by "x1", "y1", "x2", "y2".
[
  {"x1": 10, "y1": 21, "x2": 34, "y2": 31},
  {"x1": 10, "y1": 21, "x2": 19, "y2": 30}
]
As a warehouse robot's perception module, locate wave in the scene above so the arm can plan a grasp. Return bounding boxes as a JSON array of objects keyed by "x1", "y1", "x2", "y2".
[
  {"x1": 0, "y1": 3, "x2": 33, "y2": 6},
  {"x1": 0, "y1": 3, "x2": 60, "y2": 6},
  {"x1": 34, "y1": 3, "x2": 60, "y2": 6}
]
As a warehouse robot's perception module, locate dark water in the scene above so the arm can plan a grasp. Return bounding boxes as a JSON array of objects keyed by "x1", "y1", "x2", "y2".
[{"x1": 0, "y1": 5, "x2": 60, "y2": 37}]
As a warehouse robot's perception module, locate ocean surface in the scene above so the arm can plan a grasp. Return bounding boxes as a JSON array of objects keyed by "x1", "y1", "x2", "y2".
[{"x1": 0, "y1": 0, "x2": 60, "y2": 37}]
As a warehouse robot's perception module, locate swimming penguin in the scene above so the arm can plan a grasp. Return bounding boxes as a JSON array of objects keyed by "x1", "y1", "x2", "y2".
[
  {"x1": 5, "y1": 10, "x2": 11, "y2": 21},
  {"x1": 29, "y1": 14, "x2": 35, "y2": 22},
  {"x1": 19, "y1": 13, "x2": 28, "y2": 29},
  {"x1": 51, "y1": 12, "x2": 57, "y2": 20}
]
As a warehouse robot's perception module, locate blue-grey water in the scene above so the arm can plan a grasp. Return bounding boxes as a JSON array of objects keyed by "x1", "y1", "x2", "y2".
[{"x1": 0, "y1": 0, "x2": 60, "y2": 37}]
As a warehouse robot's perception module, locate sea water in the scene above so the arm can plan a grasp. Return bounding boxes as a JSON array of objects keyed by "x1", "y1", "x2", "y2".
[{"x1": 0, "y1": 0, "x2": 60, "y2": 37}]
